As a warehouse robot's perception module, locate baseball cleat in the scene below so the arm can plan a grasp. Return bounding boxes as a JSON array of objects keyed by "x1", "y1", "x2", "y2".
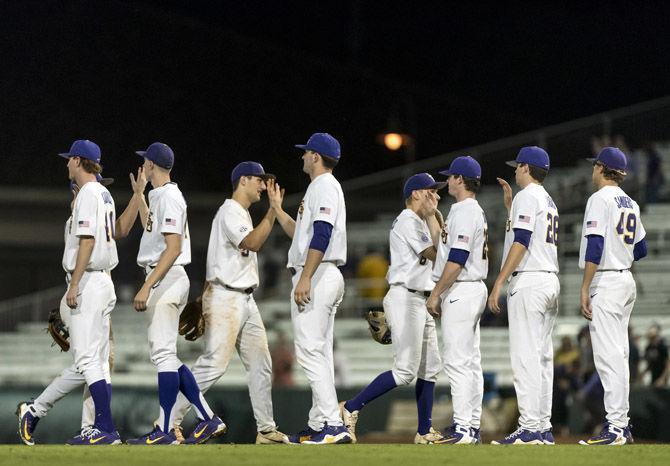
[
  {"x1": 541, "y1": 429, "x2": 555, "y2": 445},
  {"x1": 339, "y1": 401, "x2": 359, "y2": 444},
  {"x1": 414, "y1": 427, "x2": 445, "y2": 444},
  {"x1": 173, "y1": 425, "x2": 185, "y2": 444},
  {"x1": 470, "y1": 427, "x2": 481, "y2": 444},
  {"x1": 579, "y1": 423, "x2": 629, "y2": 446},
  {"x1": 184, "y1": 416, "x2": 227, "y2": 444},
  {"x1": 625, "y1": 424, "x2": 634, "y2": 444},
  {"x1": 435, "y1": 423, "x2": 474, "y2": 444},
  {"x1": 16, "y1": 402, "x2": 39, "y2": 446},
  {"x1": 491, "y1": 428, "x2": 543, "y2": 445},
  {"x1": 66, "y1": 426, "x2": 121, "y2": 445},
  {"x1": 126, "y1": 426, "x2": 179, "y2": 445},
  {"x1": 302, "y1": 423, "x2": 352, "y2": 445},
  {"x1": 256, "y1": 429, "x2": 290, "y2": 444},
  {"x1": 287, "y1": 426, "x2": 320, "y2": 444}
]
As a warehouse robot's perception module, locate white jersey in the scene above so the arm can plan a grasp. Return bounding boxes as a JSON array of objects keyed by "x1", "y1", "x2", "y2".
[
  {"x1": 432, "y1": 197, "x2": 488, "y2": 282},
  {"x1": 206, "y1": 199, "x2": 259, "y2": 289},
  {"x1": 137, "y1": 182, "x2": 191, "y2": 267},
  {"x1": 579, "y1": 185, "x2": 646, "y2": 270},
  {"x1": 287, "y1": 172, "x2": 346, "y2": 268},
  {"x1": 386, "y1": 209, "x2": 435, "y2": 291},
  {"x1": 502, "y1": 183, "x2": 559, "y2": 273},
  {"x1": 62, "y1": 181, "x2": 118, "y2": 272}
]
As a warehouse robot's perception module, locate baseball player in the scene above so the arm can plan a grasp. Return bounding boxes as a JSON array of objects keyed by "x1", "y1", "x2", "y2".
[
  {"x1": 267, "y1": 133, "x2": 351, "y2": 444},
  {"x1": 340, "y1": 173, "x2": 446, "y2": 444},
  {"x1": 169, "y1": 161, "x2": 289, "y2": 444},
  {"x1": 17, "y1": 140, "x2": 120, "y2": 445},
  {"x1": 488, "y1": 146, "x2": 559, "y2": 445},
  {"x1": 17, "y1": 168, "x2": 148, "y2": 445},
  {"x1": 578, "y1": 147, "x2": 646, "y2": 446},
  {"x1": 426, "y1": 156, "x2": 488, "y2": 445},
  {"x1": 126, "y1": 142, "x2": 224, "y2": 445}
]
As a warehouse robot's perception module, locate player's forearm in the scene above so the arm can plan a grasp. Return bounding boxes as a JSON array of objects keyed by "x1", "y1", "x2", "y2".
[
  {"x1": 145, "y1": 236, "x2": 181, "y2": 288},
  {"x1": 70, "y1": 237, "x2": 95, "y2": 285},
  {"x1": 240, "y1": 209, "x2": 276, "y2": 252},
  {"x1": 300, "y1": 248, "x2": 325, "y2": 280},
  {"x1": 274, "y1": 208, "x2": 296, "y2": 238},
  {"x1": 495, "y1": 242, "x2": 527, "y2": 286},
  {"x1": 138, "y1": 195, "x2": 149, "y2": 229},
  {"x1": 114, "y1": 194, "x2": 142, "y2": 239},
  {"x1": 426, "y1": 214, "x2": 442, "y2": 246},
  {"x1": 580, "y1": 262, "x2": 598, "y2": 294},
  {"x1": 431, "y1": 262, "x2": 463, "y2": 298}
]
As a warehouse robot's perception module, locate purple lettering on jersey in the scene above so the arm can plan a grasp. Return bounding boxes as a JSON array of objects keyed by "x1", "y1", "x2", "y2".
[{"x1": 614, "y1": 196, "x2": 633, "y2": 209}]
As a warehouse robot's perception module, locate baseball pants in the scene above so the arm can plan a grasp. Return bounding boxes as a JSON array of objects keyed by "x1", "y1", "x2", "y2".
[
  {"x1": 291, "y1": 262, "x2": 344, "y2": 430},
  {"x1": 507, "y1": 272, "x2": 559, "y2": 432},
  {"x1": 172, "y1": 283, "x2": 276, "y2": 432},
  {"x1": 33, "y1": 271, "x2": 115, "y2": 418},
  {"x1": 588, "y1": 270, "x2": 636, "y2": 428},
  {"x1": 144, "y1": 266, "x2": 189, "y2": 372},
  {"x1": 384, "y1": 286, "x2": 441, "y2": 386},
  {"x1": 440, "y1": 280, "x2": 487, "y2": 428}
]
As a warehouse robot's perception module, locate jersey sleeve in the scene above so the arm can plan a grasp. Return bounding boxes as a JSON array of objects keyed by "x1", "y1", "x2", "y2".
[
  {"x1": 158, "y1": 194, "x2": 186, "y2": 235},
  {"x1": 403, "y1": 217, "x2": 433, "y2": 255},
  {"x1": 583, "y1": 195, "x2": 607, "y2": 237},
  {"x1": 309, "y1": 182, "x2": 338, "y2": 226},
  {"x1": 510, "y1": 192, "x2": 538, "y2": 232},
  {"x1": 73, "y1": 191, "x2": 97, "y2": 237},
  {"x1": 449, "y1": 214, "x2": 477, "y2": 253},
  {"x1": 221, "y1": 206, "x2": 253, "y2": 248}
]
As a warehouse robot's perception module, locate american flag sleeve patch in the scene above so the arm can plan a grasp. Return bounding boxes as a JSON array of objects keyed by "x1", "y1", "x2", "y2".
[
  {"x1": 518, "y1": 215, "x2": 531, "y2": 223},
  {"x1": 587, "y1": 220, "x2": 598, "y2": 228},
  {"x1": 457, "y1": 234, "x2": 470, "y2": 243},
  {"x1": 165, "y1": 218, "x2": 177, "y2": 226},
  {"x1": 319, "y1": 207, "x2": 331, "y2": 215},
  {"x1": 78, "y1": 220, "x2": 90, "y2": 227}
]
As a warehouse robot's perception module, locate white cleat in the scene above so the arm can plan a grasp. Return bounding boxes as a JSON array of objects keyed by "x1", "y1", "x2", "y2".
[
  {"x1": 339, "y1": 401, "x2": 359, "y2": 444},
  {"x1": 414, "y1": 427, "x2": 445, "y2": 444},
  {"x1": 256, "y1": 429, "x2": 290, "y2": 444}
]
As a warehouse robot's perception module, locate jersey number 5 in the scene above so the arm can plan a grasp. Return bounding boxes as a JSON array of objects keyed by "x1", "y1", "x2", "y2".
[
  {"x1": 545, "y1": 213, "x2": 559, "y2": 245},
  {"x1": 616, "y1": 212, "x2": 636, "y2": 244}
]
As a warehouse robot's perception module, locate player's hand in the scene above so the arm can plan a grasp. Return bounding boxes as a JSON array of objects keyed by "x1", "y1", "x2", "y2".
[
  {"x1": 580, "y1": 288, "x2": 592, "y2": 321},
  {"x1": 293, "y1": 275, "x2": 311, "y2": 307},
  {"x1": 130, "y1": 167, "x2": 147, "y2": 195},
  {"x1": 426, "y1": 294, "x2": 441, "y2": 317},
  {"x1": 497, "y1": 178, "x2": 512, "y2": 212},
  {"x1": 66, "y1": 283, "x2": 79, "y2": 309},
  {"x1": 134, "y1": 285, "x2": 151, "y2": 312},
  {"x1": 267, "y1": 180, "x2": 285, "y2": 211},
  {"x1": 487, "y1": 283, "x2": 502, "y2": 314}
]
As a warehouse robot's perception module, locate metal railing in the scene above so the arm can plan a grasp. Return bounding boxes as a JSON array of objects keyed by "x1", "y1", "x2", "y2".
[{"x1": 0, "y1": 286, "x2": 63, "y2": 331}]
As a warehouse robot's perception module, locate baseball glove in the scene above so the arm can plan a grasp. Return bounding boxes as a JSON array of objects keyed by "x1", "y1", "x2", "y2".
[
  {"x1": 47, "y1": 307, "x2": 70, "y2": 352},
  {"x1": 365, "y1": 310, "x2": 392, "y2": 345},
  {"x1": 179, "y1": 300, "x2": 205, "y2": 341}
]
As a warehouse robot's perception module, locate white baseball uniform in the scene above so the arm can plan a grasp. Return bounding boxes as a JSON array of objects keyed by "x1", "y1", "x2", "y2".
[
  {"x1": 385, "y1": 209, "x2": 441, "y2": 386},
  {"x1": 432, "y1": 198, "x2": 488, "y2": 429},
  {"x1": 172, "y1": 199, "x2": 277, "y2": 432},
  {"x1": 579, "y1": 185, "x2": 645, "y2": 428},
  {"x1": 288, "y1": 172, "x2": 346, "y2": 430},
  {"x1": 137, "y1": 182, "x2": 191, "y2": 372},
  {"x1": 502, "y1": 182, "x2": 560, "y2": 432},
  {"x1": 32, "y1": 181, "x2": 117, "y2": 416}
]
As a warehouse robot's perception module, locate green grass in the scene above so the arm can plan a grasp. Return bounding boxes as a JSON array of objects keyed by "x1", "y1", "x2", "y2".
[{"x1": 1, "y1": 444, "x2": 669, "y2": 466}]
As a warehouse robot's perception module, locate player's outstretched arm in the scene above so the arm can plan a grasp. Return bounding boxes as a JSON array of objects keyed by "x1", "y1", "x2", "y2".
[
  {"x1": 115, "y1": 167, "x2": 148, "y2": 239},
  {"x1": 134, "y1": 233, "x2": 181, "y2": 311},
  {"x1": 426, "y1": 210, "x2": 443, "y2": 247},
  {"x1": 267, "y1": 179, "x2": 295, "y2": 238},
  {"x1": 239, "y1": 179, "x2": 278, "y2": 252},
  {"x1": 497, "y1": 178, "x2": 513, "y2": 212}
]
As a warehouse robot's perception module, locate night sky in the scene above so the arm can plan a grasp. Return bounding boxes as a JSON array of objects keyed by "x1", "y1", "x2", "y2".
[{"x1": 1, "y1": 0, "x2": 669, "y2": 193}]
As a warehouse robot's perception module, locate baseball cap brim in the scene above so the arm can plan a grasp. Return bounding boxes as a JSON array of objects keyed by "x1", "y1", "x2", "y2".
[
  {"x1": 135, "y1": 151, "x2": 147, "y2": 157},
  {"x1": 505, "y1": 160, "x2": 518, "y2": 167},
  {"x1": 430, "y1": 181, "x2": 448, "y2": 191},
  {"x1": 295, "y1": 144, "x2": 310, "y2": 151},
  {"x1": 100, "y1": 177, "x2": 115, "y2": 186}
]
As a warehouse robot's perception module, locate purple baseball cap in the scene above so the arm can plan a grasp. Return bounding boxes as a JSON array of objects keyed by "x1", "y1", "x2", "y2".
[
  {"x1": 136, "y1": 142, "x2": 174, "y2": 169},
  {"x1": 231, "y1": 161, "x2": 275, "y2": 183},
  {"x1": 403, "y1": 173, "x2": 447, "y2": 199},
  {"x1": 439, "y1": 156, "x2": 482, "y2": 179},
  {"x1": 587, "y1": 147, "x2": 627, "y2": 173},
  {"x1": 295, "y1": 133, "x2": 341, "y2": 160},
  {"x1": 506, "y1": 146, "x2": 550, "y2": 170},
  {"x1": 58, "y1": 140, "x2": 101, "y2": 164}
]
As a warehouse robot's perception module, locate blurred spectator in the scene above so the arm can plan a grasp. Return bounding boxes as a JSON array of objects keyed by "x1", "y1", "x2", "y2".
[
  {"x1": 644, "y1": 142, "x2": 665, "y2": 204},
  {"x1": 555, "y1": 336, "x2": 580, "y2": 369},
  {"x1": 628, "y1": 326, "x2": 641, "y2": 385},
  {"x1": 355, "y1": 248, "x2": 389, "y2": 302},
  {"x1": 577, "y1": 325, "x2": 596, "y2": 383},
  {"x1": 271, "y1": 330, "x2": 294, "y2": 387},
  {"x1": 643, "y1": 324, "x2": 669, "y2": 387}
]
